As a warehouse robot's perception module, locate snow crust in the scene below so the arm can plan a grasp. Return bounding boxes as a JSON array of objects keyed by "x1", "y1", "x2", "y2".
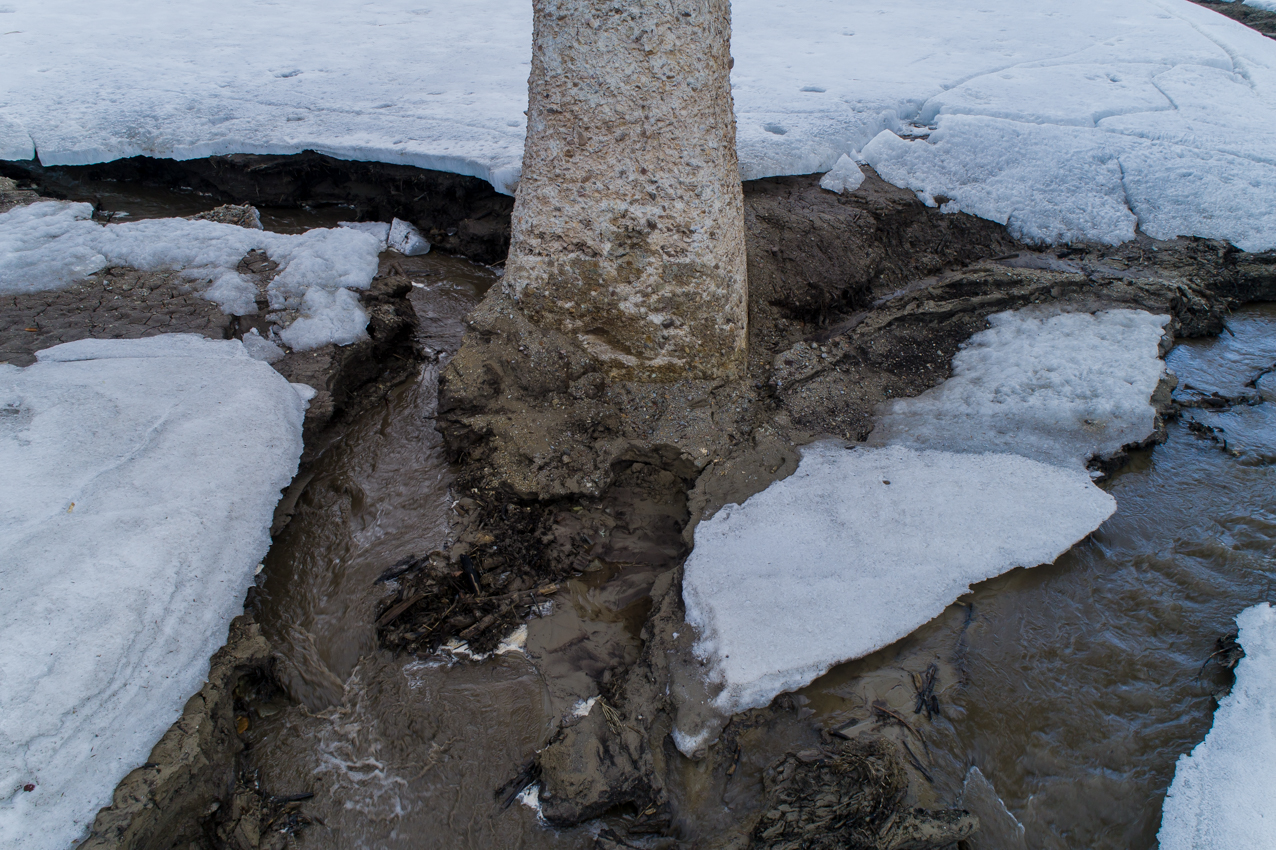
[
  {"x1": 0, "y1": 335, "x2": 305, "y2": 850},
  {"x1": 818, "y1": 154, "x2": 866, "y2": 196},
  {"x1": 871, "y1": 310, "x2": 1171, "y2": 468},
  {"x1": 2, "y1": 0, "x2": 1275, "y2": 248},
  {"x1": 682, "y1": 309, "x2": 1168, "y2": 720},
  {"x1": 683, "y1": 445, "x2": 1116, "y2": 716},
  {"x1": 1158, "y1": 603, "x2": 1276, "y2": 850},
  {"x1": 0, "y1": 201, "x2": 382, "y2": 350}
]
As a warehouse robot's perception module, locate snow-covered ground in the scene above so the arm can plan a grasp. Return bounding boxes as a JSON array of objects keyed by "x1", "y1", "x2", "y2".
[
  {"x1": 0, "y1": 335, "x2": 307, "y2": 850},
  {"x1": 0, "y1": 201, "x2": 387, "y2": 350},
  {"x1": 680, "y1": 310, "x2": 1169, "y2": 726},
  {"x1": 1158, "y1": 603, "x2": 1276, "y2": 850},
  {"x1": 2, "y1": 0, "x2": 1274, "y2": 248}
]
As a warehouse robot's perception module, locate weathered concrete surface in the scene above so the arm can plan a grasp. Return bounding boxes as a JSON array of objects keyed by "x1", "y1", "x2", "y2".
[{"x1": 501, "y1": 0, "x2": 748, "y2": 380}]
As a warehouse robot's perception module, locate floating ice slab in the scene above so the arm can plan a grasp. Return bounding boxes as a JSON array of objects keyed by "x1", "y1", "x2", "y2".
[
  {"x1": 0, "y1": 200, "x2": 383, "y2": 350},
  {"x1": 2, "y1": 0, "x2": 1276, "y2": 248},
  {"x1": 0, "y1": 335, "x2": 305, "y2": 850},
  {"x1": 1158, "y1": 603, "x2": 1276, "y2": 850},
  {"x1": 682, "y1": 444, "x2": 1116, "y2": 716},
  {"x1": 682, "y1": 309, "x2": 1168, "y2": 725},
  {"x1": 871, "y1": 310, "x2": 1171, "y2": 468}
]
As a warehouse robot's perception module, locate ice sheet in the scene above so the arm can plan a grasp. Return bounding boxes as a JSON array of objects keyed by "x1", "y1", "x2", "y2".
[
  {"x1": 2, "y1": 0, "x2": 1275, "y2": 248},
  {"x1": 682, "y1": 309, "x2": 1168, "y2": 722},
  {"x1": 870, "y1": 310, "x2": 1171, "y2": 468},
  {"x1": 1158, "y1": 603, "x2": 1276, "y2": 850},
  {"x1": 682, "y1": 443, "x2": 1116, "y2": 716},
  {"x1": 0, "y1": 201, "x2": 383, "y2": 350},
  {"x1": 0, "y1": 335, "x2": 305, "y2": 850}
]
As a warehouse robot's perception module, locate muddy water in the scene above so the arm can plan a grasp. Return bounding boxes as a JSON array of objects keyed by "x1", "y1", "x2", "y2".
[
  {"x1": 242, "y1": 303, "x2": 1276, "y2": 850},
  {"x1": 788, "y1": 305, "x2": 1276, "y2": 849},
  {"x1": 39, "y1": 177, "x2": 1276, "y2": 844},
  {"x1": 242, "y1": 256, "x2": 601, "y2": 849}
]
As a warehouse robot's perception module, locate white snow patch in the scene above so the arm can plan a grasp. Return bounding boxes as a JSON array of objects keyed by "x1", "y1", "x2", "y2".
[
  {"x1": 0, "y1": 335, "x2": 305, "y2": 850},
  {"x1": 870, "y1": 310, "x2": 1171, "y2": 468},
  {"x1": 0, "y1": 112, "x2": 34, "y2": 161},
  {"x1": 1158, "y1": 603, "x2": 1276, "y2": 850},
  {"x1": 569, "y1": 696, "x2": 599, "y2": 719},
  {"x1": 241, "y1": 327, "x2": 286, "y2": 363},
  {"x1": 0, "y1": 200, "x2": 384, "y2": 350},
  {"x1": 683, "y1": 444, "x2": 1116, "y2": 717},
  {"x1": 681, "y1": 309, "x2": 1169, "y2": 729},
  {"x1": 339, "y1": 220, "x2": 392, "y2": 246},
  {"x1": 1245, "y1": 0, "x2": 1276, "y2": 11},
  {"x1": 517, "y1": 782, "x2": 543, "y2": 816},
  {"x1": 818, "y1": 154, "x2": 866, "y2": 195},
  {"x1": 388, "y1": 218, "x2": 430, "y2": 256},
  {"x1": 4, "y1": 0, "x2": 1276, "y2": 248}
]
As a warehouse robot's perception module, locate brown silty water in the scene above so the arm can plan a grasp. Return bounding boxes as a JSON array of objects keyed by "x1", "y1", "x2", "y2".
[
  {"x1": 53, "y1": 180, "x2": 1276, "y2": 846},
  {"x1": 241, "y1": 281, "x2": 1276, "y2": 848}
]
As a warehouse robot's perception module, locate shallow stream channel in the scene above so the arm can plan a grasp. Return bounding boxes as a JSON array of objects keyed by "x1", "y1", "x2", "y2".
[
  {"x1": 59, "y1": 180, "x2": 1276, "y2": 849},
  {"x1": 253, "y1": 299, "x2": 1275, "y2": 849}
]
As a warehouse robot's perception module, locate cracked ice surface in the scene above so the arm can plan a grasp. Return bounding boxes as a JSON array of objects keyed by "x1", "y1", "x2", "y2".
[
  {"x1": 0, "y1": 335, "x2": 306, "y2": 850},
  {"x1": 1, "y1": 0, "x2": 1275, "y2": 248},
  {"x1": 681, "y1": 310, "x2": 1168, "y2": 721}
]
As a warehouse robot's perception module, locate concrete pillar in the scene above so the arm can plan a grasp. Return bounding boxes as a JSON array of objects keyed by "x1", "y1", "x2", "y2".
[{"x1": 502, "y1": 0, "x2": 748, "y2": 381}]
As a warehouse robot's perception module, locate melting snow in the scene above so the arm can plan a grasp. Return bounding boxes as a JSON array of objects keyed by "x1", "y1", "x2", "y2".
[
  {"x1": 0, "y1": 201, "x2": 384, "y2": 350},
  {"x1": 2, "y1": 0, "x2": 1275, "y2": 248},
  {"x1": 0, "y1": 335, "x2": 305, "y2": 850},
  {"x1": 681, "y1": 309, "x2": 1168, "y2": 725},
  {"x1": 1159, "y1": 603, "x2": 1276, "y2": 850},
  {"x1": 870, "y1": 310, "x2": 1171, "y2": 468}
]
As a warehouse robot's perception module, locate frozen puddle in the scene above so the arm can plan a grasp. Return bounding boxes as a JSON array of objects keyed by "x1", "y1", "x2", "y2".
[
  {"x1": 0, "y1": 201, "x2": 387, "y2": 350},
  {"x1": 4, "y1": 0, "x2": 1276, "y2": 249},
  {"x1": 1159, "y1": 603, "x2": 1276, "y2": 850},
  {"x1": 680, "y1": 309, "x2": 1170, "y2": 733},
  {"x1": 0, "y1": 335, "x2": 306, "y2": 850}
]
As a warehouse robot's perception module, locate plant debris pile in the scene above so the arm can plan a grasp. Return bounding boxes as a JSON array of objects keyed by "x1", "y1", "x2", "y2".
[{"x1": 751, "y1": 738, "x2": 977, "y2": 850}]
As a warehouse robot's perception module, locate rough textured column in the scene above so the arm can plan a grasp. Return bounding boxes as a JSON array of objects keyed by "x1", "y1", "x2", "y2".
[{"x1": 503, "y1": 0, "x2": 748, "y2": 381}]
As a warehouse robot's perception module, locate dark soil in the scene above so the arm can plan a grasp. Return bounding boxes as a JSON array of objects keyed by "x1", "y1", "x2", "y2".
[{"x1": 1, "y1": 153, "x2": 514, "y2": 264}]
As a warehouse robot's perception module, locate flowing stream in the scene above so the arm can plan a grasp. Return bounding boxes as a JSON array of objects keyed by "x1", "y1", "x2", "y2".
[{"x1": 50, "y1": 179, "x2": 1276, "y2": 847}]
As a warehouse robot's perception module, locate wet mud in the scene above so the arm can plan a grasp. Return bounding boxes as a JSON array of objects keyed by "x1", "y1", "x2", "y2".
[
  {"x1": 24, "y1": 163, "x2": 1276, "y2": 849},
  {"x1": 424, "y1": 169, "x2": 1276, "y2": 848}
]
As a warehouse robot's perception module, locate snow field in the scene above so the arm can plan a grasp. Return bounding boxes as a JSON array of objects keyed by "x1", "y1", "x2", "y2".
[
  {"x1": 681, "y1": 309, "x2": 1169, "y2": 724},
  {"x1": 1158, "y1": 603, "x2": 1276, "y2": 850},
  {"x1": 0, "y1": 335, "x2": 307, "y2": 850},
  {"x1": 0, "y1": 201, "x2": 386, "y2": 350},
  {"x1": 3, "y1": 0, "x2": 1275, "y2": 248}
]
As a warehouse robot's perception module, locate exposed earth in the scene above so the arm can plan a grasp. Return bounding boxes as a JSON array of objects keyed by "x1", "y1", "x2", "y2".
[{"x1": 5, "y1": 136, "x2": 1274, "y2": 847}]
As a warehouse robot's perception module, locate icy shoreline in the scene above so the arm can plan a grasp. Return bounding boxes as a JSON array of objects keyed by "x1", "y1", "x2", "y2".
[{"x1": 1159, "y1": 603, "x2": 1276, "y2": 850}]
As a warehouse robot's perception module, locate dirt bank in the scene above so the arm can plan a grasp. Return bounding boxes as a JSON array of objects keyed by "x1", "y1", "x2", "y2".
[
  {"x1": 395, "y1": 169, "x2": 1276, "y2": 847},
  {"x1": 1, "y1": 154, "x2": 513, "y2": 265}
]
